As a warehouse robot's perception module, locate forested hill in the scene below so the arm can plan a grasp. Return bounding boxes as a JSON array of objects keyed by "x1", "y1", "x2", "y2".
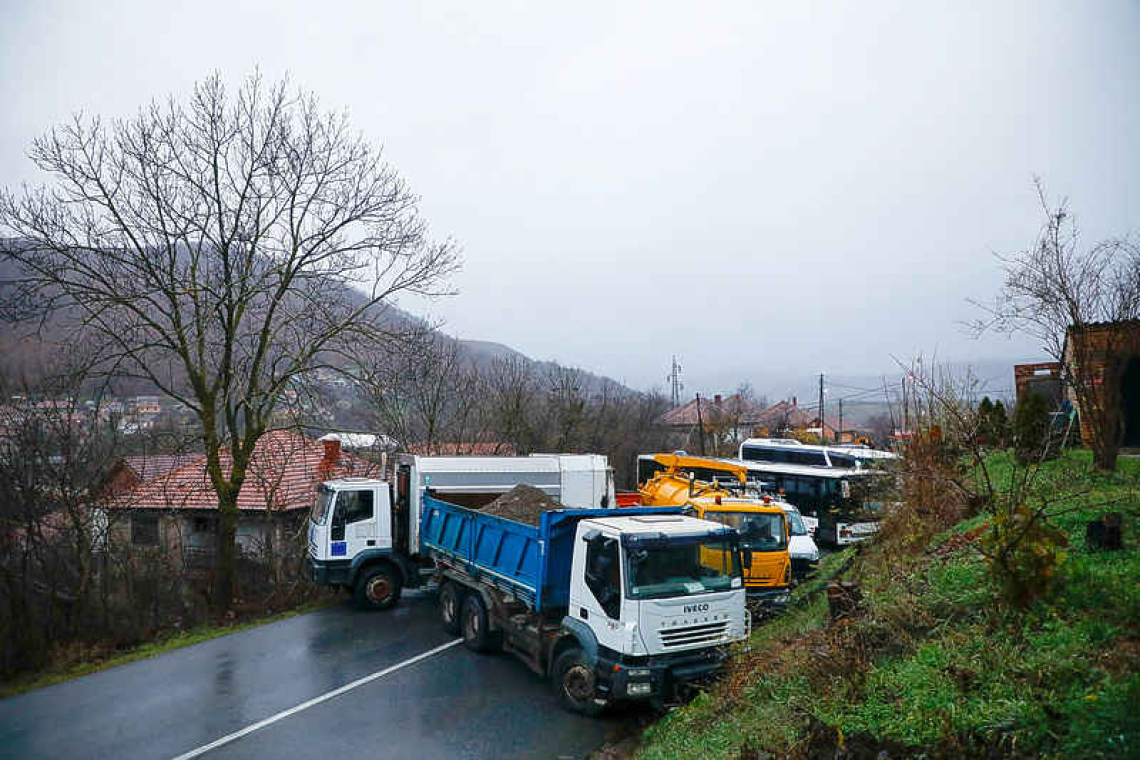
[{"x1": 0, "y1": 254, "x2": 632, "y2": 397}]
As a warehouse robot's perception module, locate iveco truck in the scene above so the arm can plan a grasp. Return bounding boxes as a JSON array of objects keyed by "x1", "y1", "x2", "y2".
[{"x1": 422, "y1": 495, "x2": 749, "y2": 714}]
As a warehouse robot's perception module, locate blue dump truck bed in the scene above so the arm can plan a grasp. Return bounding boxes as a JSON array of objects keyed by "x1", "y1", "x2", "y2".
[{"x1": 419, "y1": 493, "x2": 683, "y2": 612}]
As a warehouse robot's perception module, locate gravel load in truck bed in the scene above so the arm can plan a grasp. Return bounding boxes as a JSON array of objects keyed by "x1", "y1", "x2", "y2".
[{"x1": 479, "y1": 484, "x2": 563, "y2": 526}]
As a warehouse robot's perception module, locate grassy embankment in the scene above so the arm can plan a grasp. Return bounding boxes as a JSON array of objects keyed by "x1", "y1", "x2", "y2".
[
  {"x1": 636, "y1": 451, "x2": 1139, "y2": 758},
  {"x1": 0, "y1": 597, "x2": 339, "y2": 700}
]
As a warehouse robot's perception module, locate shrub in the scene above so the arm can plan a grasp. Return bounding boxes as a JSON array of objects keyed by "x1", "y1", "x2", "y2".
[{"x1": 980, "y1": 501, "x2": 1068, "y2": 608}]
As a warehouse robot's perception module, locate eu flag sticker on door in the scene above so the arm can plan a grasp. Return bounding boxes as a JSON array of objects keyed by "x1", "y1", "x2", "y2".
[{"x1": 331, "y1": 541, "x2": 347, "y2": 556}]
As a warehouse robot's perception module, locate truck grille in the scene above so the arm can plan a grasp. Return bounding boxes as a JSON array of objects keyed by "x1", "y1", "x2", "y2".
[{"x1": 659, "y1": 621, "x2": 729, "y2": 648}]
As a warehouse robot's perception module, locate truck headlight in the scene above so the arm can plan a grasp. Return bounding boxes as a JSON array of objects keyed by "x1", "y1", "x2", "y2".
[{"x1": 627, "y1": 682, "x2": 653, "y2": 696}]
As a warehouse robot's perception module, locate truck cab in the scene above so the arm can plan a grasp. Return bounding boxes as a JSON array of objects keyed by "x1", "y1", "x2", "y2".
[
  {"x1": 682, "y1": 499, "x2": 792, "y2": 606},
  {"x1": 637, "y1": 453, "x2": 793, "y2": 607},
  {"x1": 558, "y1": 513, "x2": 748, "y2": 711},
  {"x1": 572, "y1": 513, "x2": 745, "y2": 652},
  {"x1": 308, "y1": 478, "x2": 413, "y2": 609}
]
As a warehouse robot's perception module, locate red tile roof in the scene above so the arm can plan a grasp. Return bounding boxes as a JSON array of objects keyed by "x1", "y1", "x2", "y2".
[
  {"x1": 123, "y1": 454, "x2": 199, "y2": 483},
  {"x1": 118, "y1": 430, "x2": 377, "y2": 512}
]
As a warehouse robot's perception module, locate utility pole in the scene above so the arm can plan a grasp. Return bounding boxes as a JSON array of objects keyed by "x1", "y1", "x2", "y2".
[
  {"x1": 902, "y1": 375, "x2": 909, "y2": 432},
  {"x1": 818, "y1": 373, "x2": 825, "y2": 442},
  {"x1": 695, "y1": 393, "x2": 706, "y2": 455},
  {"x1": 838, "y1": 398, "x2": 843, "y2": 443},
  {"x1": 882, "y1": 375, "x2": 896, "y2": 445}
]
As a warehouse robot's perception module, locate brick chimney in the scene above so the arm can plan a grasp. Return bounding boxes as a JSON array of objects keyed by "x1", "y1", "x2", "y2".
[
  {"x1": 319, "y1": 437, "x2": 341, "y2": 479},
  {"x1": 714, "y1": 394, "x2": 722, "y2": 404}
]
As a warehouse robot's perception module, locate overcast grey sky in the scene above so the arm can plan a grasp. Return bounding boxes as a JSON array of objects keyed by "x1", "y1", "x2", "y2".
[{"x1": 2, "y1": 1, "x2": 1137, "y2": 398}]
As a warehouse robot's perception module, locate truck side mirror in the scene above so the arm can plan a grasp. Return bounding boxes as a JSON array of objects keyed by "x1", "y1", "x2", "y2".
[{"x1": 742, "y1": 549, "x2": 753, "y2": 569}]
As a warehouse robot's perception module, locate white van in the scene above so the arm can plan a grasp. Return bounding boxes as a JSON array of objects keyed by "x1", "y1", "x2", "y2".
[{"x1": 778, "y1": 503, "x2": 820, "y2": 580}]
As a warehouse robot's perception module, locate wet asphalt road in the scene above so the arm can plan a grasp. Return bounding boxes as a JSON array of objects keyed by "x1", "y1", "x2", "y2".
[{"x1": 0, "y1": 592, "x2": 613, "y2": 759}]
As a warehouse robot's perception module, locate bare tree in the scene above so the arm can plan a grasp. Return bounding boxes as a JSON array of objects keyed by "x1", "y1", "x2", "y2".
[
  {"x1": 360, "y1": 332, "x2": 487, "y2": 453},
  {"x1": 484, "y1": 355, "x2": 539, "y2": 453},
  {"x1": 972, "y1": 179, "x2": 1140, "y2": 470},
  {"x1": 0, "y1": 72, "x2": 459, "y2": 609}
]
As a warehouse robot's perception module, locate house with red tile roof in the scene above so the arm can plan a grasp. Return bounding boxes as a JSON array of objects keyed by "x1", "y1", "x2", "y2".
[{"x1": 108, "y1": 430, "x2": 377, "y2": 566}]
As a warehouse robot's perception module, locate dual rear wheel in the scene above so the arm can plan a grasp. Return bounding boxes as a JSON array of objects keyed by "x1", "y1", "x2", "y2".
[{"x1": 439, "y1": 582, "x2": 501, "y2": 653}]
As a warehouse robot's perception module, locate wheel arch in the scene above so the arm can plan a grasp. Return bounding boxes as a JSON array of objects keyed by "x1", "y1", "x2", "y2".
[
  {"x1": 349, "y1": 550, "x2": 405, "y2": 588},
  {"x1": 550, "y1": 616, "x2": 599, "y2": 675}
]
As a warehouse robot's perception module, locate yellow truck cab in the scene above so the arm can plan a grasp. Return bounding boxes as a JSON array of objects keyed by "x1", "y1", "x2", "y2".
[{"x1": 638, "y1": 454, "x2": 792, "y2": 608}]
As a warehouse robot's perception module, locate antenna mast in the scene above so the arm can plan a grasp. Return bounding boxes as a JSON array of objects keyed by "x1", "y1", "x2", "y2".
[{"x1": 667, "y1": 355, "x2": 684, "y2": 408}]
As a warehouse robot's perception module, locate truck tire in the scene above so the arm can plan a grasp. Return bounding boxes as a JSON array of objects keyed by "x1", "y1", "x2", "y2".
[
  {"x1": 439, "y1": 582, "x2": 464, "y2": 635},
  {"x1": 353, "y1": 565, "x2": 402, "y2": 611},
  {"x1": 552, "y1": 648, "x2": 607, "y2": 716},
  {"x1": 461, "y1": 594, "x2": 501, "y2": 652}
]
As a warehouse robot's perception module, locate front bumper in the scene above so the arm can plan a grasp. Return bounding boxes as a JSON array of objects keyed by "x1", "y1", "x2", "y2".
[
  {"x1": 307, "y1": 557, "x2": 351, "y2": 587},
  {"x1": 745, "y1": 585, "x2": 791, "y2": 608},
  {"x1": 597, "y1": 648, "x2": 728, "y2": 701},
  {"x1": 790, "y1": 557, "x2": 818, "y2": 579}
]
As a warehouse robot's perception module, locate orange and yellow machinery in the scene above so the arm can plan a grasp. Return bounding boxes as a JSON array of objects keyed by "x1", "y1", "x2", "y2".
[{"x1": 638, "y1": 453, "x2": 792, "y2": 608}]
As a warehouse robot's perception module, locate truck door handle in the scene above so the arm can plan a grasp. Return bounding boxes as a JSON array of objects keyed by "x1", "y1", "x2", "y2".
[{"x1": 579, "y1": 607, "x2": 588, "y2": 620}]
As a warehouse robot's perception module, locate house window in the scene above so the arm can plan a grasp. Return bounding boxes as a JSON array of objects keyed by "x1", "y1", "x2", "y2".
[
  {"x1": 192, "y1": 517, "x2": 217, "y2": 534},
  {"x1": 132, "y1": 515, "x2": 159, "y2": 546}
]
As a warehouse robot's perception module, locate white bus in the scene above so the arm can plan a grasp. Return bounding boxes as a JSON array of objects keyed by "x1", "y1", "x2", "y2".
[
  {"x1": 637, "y1": 452, "x2": 892, "y2": 548},
  {"x1": 737, "y1": 438, "x2": 897, "y2": 470}
]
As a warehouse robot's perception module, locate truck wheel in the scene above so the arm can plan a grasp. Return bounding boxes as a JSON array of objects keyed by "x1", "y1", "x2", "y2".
[
  {"x1": 439, "y1": 582, "x2": 464, "y2": 635},
  {"x1": 461, "y1": 594, "x2": 501, "y2": 652},
  {"x1": 354, "y1": 565, "x2": 402, "y2": 611},
  {"x1": 552, "y1": 649, "x2": 606, "y2": 716}
]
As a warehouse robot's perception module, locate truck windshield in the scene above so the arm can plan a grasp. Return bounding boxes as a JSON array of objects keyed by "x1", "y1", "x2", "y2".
[
  {"x1": 625, "y1": 538, "x2": 741, "y2": 600},
  {"x1": 704, "y1": 511, "x2": 788, "y2": 551},
  {"x1": 312, "y1": 486, "x2": 335, "y2": 525}
]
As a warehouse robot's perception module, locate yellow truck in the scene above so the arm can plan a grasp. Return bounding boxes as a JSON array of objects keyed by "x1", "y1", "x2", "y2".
[{"x1": 638, "y1": 453, "x2": 792, "y2": 608}]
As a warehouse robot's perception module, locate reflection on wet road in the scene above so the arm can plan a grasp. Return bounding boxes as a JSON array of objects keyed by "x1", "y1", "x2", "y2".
[{"x1": 0, "y1": 592, "x2": 612, "y2": 759}]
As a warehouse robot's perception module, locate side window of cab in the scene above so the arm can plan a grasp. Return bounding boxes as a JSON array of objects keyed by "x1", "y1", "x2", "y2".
[
  {"x1": 584, "y1": 535, "x2": 621, "y2": 619},
  {"x1": 331, "y1": 490, "x2": 374, "y2": 540}
]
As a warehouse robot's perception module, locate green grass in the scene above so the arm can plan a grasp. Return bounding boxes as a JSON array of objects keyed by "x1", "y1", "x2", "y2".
[
  {"x1": 636, "y1": 450, "x2": 1140, "y2": 759},
  {"x1": 0, "y1": 598, "x2": 339, "y2": 700}
]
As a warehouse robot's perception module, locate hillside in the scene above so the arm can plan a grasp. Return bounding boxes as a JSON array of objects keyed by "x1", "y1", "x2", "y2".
[
  {"x1": 633, "y1": 451, "x2": 1139, "y2": 759},
  {"x1": 0, "y1": 255, "x2": 633, "y2": 397}
]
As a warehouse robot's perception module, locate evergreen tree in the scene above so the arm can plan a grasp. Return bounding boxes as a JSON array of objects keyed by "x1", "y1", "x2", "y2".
[
  {"x1": 978, "y1": 397, "x2": 995, "y2": 445},
  {"x1": 992, "y1": 400, "x2": 1010, "y2": 447},
  {"x1": 1013, "y1": 392, "x2": 1053, "y2": 464}
]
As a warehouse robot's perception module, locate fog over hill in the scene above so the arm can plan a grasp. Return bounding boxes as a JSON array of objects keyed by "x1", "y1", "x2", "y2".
[{"x1": 0, "y1": 253, "x2": 637, "y2": 397}]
